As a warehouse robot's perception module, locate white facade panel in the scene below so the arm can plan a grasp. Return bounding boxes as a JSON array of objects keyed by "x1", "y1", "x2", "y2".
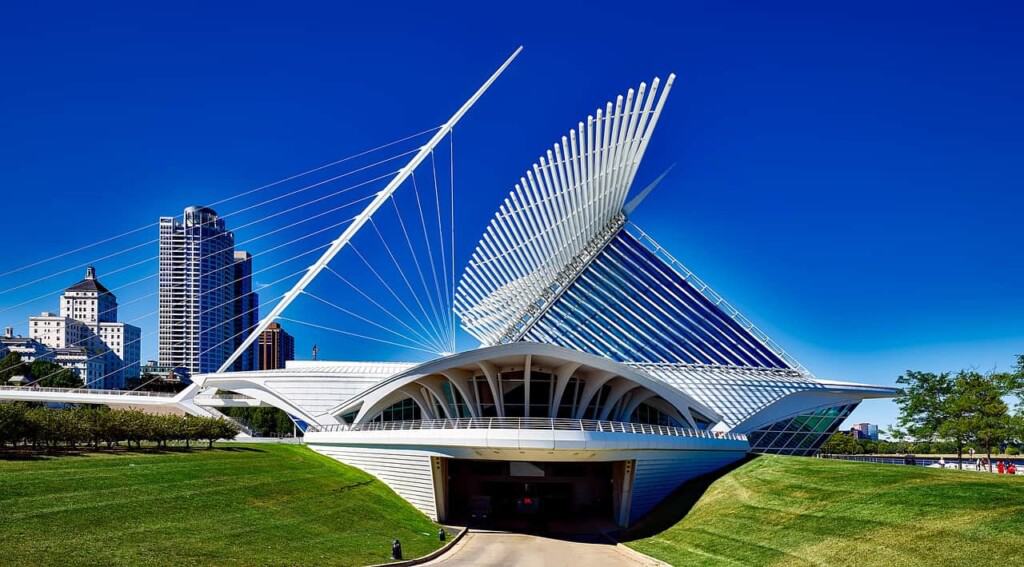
[
  {"x1": 308, "y1": 445, "x2": 438, "y2": 520},
  {"x1": 266, "y1": 378, "x2": 387, "y2": 417},
  {"x1": 630, "y1": 450, "x2": 745, "y2": 523}
]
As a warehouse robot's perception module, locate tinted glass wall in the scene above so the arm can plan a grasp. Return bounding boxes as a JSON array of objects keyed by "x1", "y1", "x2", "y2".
[{"x1": 522, "y1": 231, "x2": 789, "y2": 368}]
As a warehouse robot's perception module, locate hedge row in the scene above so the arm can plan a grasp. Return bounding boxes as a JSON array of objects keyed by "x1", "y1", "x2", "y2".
[{"x1": 0, "y1": 404, "x2": 239, "y2": 449}]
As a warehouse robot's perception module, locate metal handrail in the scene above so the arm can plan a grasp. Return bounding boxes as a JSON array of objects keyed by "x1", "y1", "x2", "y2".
[
  {"x1": 0, "y1": 385, "x2": 176, "y2": 398},
  {"x1": 306, "y1": 417, "x2": 747, "y2": 441}
]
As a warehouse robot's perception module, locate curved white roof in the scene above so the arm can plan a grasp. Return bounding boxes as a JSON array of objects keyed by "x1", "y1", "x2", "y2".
[{"x1": 331, "y1": 341, "x2": 721, "y2": 429}]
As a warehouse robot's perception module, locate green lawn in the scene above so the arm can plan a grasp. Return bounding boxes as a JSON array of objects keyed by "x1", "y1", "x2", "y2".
[
  {"x1": 625, "y1": 455, "x2": 1024, "y2": 566},
  {"x1": 0, "y1": 444, "x2": 442, "y2": 566}
]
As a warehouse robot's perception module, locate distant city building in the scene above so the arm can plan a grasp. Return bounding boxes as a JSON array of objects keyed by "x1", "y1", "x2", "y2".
[
  {"x1": 139, "y1": 360, "x2": 191, "y2": 385},
  {"x1": 158, "y1": 206, "x2": 258, "y2": 375},
  {"x1": 27, "y1": 267, "x2": 140, "y2": 388},
  {"x1": 52, "y1": 346, "x2": 105, "y2": 386},
  {"x1": 850, "y1": 422, "x2": 879, "y2": 441},
  {"x1": 258, "y1": 322, "x2": 294, "y2": 370},
  {"x1": 1, "y1": 329, "x2": 50, "y2": 360},
  {"x1": 0, "y1": 330, "x2": 104, "y2": 387},
  {"x1": 231, "y1": 251, "x2": 258, "y2": 372}
]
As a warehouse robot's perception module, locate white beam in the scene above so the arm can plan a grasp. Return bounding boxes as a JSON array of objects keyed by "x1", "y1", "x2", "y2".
[{"x1": 218, "y1": 46, "x2": 523, "y2": 372}]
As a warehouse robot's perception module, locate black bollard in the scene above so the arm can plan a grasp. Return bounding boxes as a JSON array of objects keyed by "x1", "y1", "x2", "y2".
[
  {"x1": 391, "y1": 539, "x2": 402, "y2": 560},
  {"x1": 438, "y1": 527, "x2": 446, "y2": 542}
]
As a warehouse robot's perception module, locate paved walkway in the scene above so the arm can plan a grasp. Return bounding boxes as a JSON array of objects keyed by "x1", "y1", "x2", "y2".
[{"x1": 423, "y1": 531, "x2": 662, "y2": 567}]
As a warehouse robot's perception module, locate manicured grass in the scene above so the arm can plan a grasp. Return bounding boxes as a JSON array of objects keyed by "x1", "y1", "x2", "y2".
[
  {"x1": 625, "y1": 455, "x2": 1024, "y2": 567},
  {"x1": 0, "y1": 444, "x2": 442, "y2": 566}
]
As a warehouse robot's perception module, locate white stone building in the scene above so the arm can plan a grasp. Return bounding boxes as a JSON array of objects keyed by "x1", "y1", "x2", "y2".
[{"x1": 28, "y1": 267, "x2": 141, "y2": 389}]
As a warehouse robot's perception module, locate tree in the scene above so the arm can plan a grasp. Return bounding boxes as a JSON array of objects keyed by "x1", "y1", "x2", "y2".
[
  {"x1": 896, "y1": 371, "x2": 953, "y2": 450},
  {"x1": 193, "y1": 418, "x2": 240, "y2": 449},
  {"x1": 29, "y1": 359, "x2": 83, "y2": 388},
  {"x1": 820, "y1": 432, "x2": 860, "y2": 455},
  {"x1": 932, "y1": 371, "x2": 1010, "y2": 470},
  {"x1": 0, "y1": 352, "x2": 25, "y2": 383},
  {"x1": 0, "y1": 403, "x2": 28, "y2": 447},
  {"x1": 212, "y1": 420, "x2": 240, "y2": 447},
  {"x1": 956, "y1": 372, "x2": 1010, "y2": 469}
]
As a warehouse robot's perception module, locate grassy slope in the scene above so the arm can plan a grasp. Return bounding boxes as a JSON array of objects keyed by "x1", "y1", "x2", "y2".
[
  {"x1": 626, "y1": 455, "x2": 1024, "y2": 567},
  {"x1": 0, "y1": 445, "x2": 441, "y2": 567}
]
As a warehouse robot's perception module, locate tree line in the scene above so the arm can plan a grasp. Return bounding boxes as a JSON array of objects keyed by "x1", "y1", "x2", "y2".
[
  {"x1": 0, "y1": 404, "x2": 239, "y2": 449},
  {"x1": 820, "y1": 431, "x2": 1021, "y2": 456},
  {"x1": 824, "y1": 355, "x2": 1024, "y2": 466}
]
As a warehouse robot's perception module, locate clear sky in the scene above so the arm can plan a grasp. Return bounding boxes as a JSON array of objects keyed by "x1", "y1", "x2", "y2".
[{"x1": 1, "y1": 1, "x2": 1021, "y2": 431}]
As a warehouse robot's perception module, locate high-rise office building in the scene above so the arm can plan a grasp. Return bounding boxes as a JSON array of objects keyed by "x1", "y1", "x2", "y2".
[
  {"x1": 158, "y1": 206, "x2": 257, "y2": 375},
  {"x1": 231, "y1": 251, "x2": 258, "y2": 372},
  {"x1": 258, "y1": 322, "x2": 294, "y2": 370}
]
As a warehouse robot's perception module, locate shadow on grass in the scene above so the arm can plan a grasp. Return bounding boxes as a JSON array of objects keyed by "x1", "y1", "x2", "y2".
[
  {"x1": 0, "y1": 444, "x2": 267, "y2": 460},
  {"x1": 618, "y1": 454, "x2": 759, "y2": 542}
]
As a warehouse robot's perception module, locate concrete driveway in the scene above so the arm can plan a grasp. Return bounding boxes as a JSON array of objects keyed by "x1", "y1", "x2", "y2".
[{"x1": 422, "y1": 531, "x2": 664, "y2": 567}]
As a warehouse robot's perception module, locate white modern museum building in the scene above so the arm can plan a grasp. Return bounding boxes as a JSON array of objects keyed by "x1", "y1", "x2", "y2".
[{"x1": 189, "y1": 72, "x2": 898, "y2": 528}]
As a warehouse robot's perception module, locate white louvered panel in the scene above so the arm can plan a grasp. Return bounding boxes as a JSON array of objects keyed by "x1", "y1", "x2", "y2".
[
  {"x1": 630, "y1": 450, "x2": 746, "y2": 523},
  {"x1": 308, "y1": 445, "x2": 438, "y2": 519},
  {"x1": 633, "y1": 364, "x2": 819, "y2": 427},
  {"x1": 454, "y1": 76, "x2": 676, "y2": 346},
  {"x1": 267, "y1": 378, "x2": 386, "y2": 415}
]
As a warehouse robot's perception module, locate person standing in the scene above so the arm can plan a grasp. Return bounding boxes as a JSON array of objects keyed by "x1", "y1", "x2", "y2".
[
  {"x1": 939, "y1": 457, "x2": 946, "y2": 469},
  {"x1": 997, "y1": 460, "x2": 1005, "y2": 474},
  {"x1": 1008, "y1": 462, "x2": 1017, "y2": 475}
]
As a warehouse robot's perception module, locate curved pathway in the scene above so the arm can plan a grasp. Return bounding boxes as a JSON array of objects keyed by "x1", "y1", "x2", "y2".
[{"x1": 423, "y1": 531, "x2": 663, "y2": 567}]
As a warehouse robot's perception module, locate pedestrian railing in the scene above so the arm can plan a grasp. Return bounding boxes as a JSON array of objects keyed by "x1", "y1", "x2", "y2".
[
  {"x1": 820, "y1": 454, "x2": 1023, "y2": 470},
  {"x1": 0, "y1": 385, "x2": 176, "y2": 398},
  {"x1": 306, "y1": 417, "x2": 747, "y2": 441}
]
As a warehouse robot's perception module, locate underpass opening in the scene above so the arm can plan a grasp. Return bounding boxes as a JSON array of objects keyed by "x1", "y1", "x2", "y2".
[{"x1": 447, "y1": 459, "x2": 623, "y2": 532}]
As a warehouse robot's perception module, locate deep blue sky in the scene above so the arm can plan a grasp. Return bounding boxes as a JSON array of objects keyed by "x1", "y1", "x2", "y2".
[{"x1": 1, "y1": 1, "x2": 1022, "y2": 430}]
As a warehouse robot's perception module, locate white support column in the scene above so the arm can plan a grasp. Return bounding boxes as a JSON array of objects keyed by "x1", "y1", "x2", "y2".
[
  {"x1": 218, "y1": 46, "x2": 523, "y2": 372},
  {"x1": 618, "y1": 390, "x2": 657, "y2": 422},
  {"x1": 549, "y1": 361, "x2": 581, "y2": 417},
  {"x1": 418, "y1": 376, "x2": 455, "y2": 419},
  {"x1": 573, "y1": 370, "x2": 616, "y2": 419},
  {"x1": 597, "y1": 378, "x2": 642, "y2": 421},
  {"x1": 477, "y1": 361, "x2": 504, "y2": 417},
  {"x1": 399, "y1": 385, "x2": 436, "y2": 420},
  {"x1": 440, "y1": 368, "x2": 480, "y2": 418}
]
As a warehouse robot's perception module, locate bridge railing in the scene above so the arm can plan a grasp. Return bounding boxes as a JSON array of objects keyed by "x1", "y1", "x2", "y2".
[
  {"x1": 306, "y1": 417, "x2": 747, "y2": 441},
  {"x1": 0, "y1": 385, "x2": 176, "y2": 398}
]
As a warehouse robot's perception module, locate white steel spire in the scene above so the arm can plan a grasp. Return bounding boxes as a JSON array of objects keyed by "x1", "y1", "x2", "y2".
[{"x1": 217, "y1": 46, "x2": 523, "y2": 372}]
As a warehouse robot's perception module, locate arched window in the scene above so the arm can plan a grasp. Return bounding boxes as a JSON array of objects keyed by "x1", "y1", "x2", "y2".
[
  {"x1": 375, "y1": 397, "x2": 421, "y2": 423},
  {"x1": 631, "y1": 402, "x2": 684, "y2": 428}
]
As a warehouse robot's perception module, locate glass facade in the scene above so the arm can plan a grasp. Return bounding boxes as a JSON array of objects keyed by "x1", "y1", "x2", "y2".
[
  {"x1": 747, "y1": 403, "x2": 858, "y2": 456},
  {"x1": 522, "y1": 230, "x2": 789, "y2": 369}
]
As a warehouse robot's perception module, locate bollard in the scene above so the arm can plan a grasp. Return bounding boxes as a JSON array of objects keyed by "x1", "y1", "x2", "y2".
[
  {"x1": 438, "y1": 527, "x2": 446, "y2": 542},
  {"x1": 391, "y1": 539, "x2": 402, "y2": 560}
]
